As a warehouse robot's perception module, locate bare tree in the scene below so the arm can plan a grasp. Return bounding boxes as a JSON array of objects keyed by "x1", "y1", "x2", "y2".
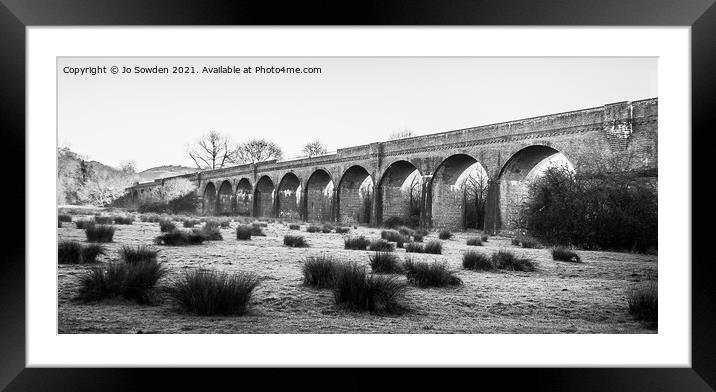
[
  {"x1": 236, "y1": 138, "x2": 283, "y2": 164},
  {"x1": 186, "y1": 131, "x2": 238, "y2": 170},
  {"x1": 389, "y1": 128, "x2": 415, "y2": 140},
  {"x1": 119, "y1": 160, "x2": 137, "y2": 174},
  {"x1": 302, "y1": 140, "x2": 328, "y2": 158},
  {"x1": 462, "y1": 169, "x2": 489, "y2": 229}
]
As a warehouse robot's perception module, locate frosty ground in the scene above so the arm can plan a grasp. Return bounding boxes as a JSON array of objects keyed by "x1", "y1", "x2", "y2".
[{"x1": 57, "y1": 213, "x2": 657, "y2": 334}]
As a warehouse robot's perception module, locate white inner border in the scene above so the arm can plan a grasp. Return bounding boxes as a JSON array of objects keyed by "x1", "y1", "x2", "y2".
[{"x1": 27, "y1": 27, "x2": 691, "y2": 367}]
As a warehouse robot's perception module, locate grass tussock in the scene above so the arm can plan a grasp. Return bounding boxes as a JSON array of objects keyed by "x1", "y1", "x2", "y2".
[
  {"x1": 369, "y1": 252, "x2": 404, "y2": 274},
  {"x1": 627, "y1": 279, "x2": 657, "y2": 329},
  {"x1": 283, "y1": 235, "x2": 308, "y2": 248},
  {"x1": 398, "y1": 226, "x2": 415, "y2": 237},
  {"x1": 332, "y1": 261, "x2": 407, "y2": 314},
  {"x1": 369, "y1": 239, "x2": 395, "y2": 252},
  {"x1": 58, "y1": 214, "x2": 72, "y2": 222},
  {"x1": 236, "y1": 225, "x2": 252, "y2": 240},
  {"x1": 154, "y1": 230, "x2": 205, "y2": 246},
  {"x1": 423, "y1": 240, "x2": 443, "y2": 255},
  {"x1": 251, "y1": 225, "x2": 266, "y2": 236},
  {"x1": 481, "y1": 234, "x2": 489, "y2": 242},
  {"x1": 85, "y1": 224, "x2": 115, "y2": 243},
  {"x1": 321, "y1": 224, "x2": 335, "y2": 233},
  {"x1": 113, "y1": 216, "x2": 134, "y2": 225},
  {"x1": 170, "y1": 269, "x2": 260, "y2": 316},
  {"x1": 193, "y1": 226, "x2": 223, "y2": 241},
  {"x1": 404, "y1": 242, "x2": 424, "y2": 253},
  {"x1": 289, "y1": 224, "x2": 301, "y2": 230},
  {"x1": 58, "y1": 241, "x2": 106, "y2": 264},
  {"x1": 77, "y1": 260, "x2": 166, "y2": 304},
  {"x1": 139, "y1": 213, "x2": 162, "y2": 223},
  {"x1": 119, "y1": 245, "x2": 159, "y2": 264},
  {"x1": 491, "y1": 250, "x2": 535, "y2": 272},
  {"x1": 412, "y1": 233, "x2": 424, "y2": 242},
  {"x1": 94, "y1": 216, "x2": 114, "y2": 224},
  {"x1": 183, "y1": 219, "x2": 200, "y2": 228},
  {"x1": 75, "y1": 219, "x2": 93, "y2": 229},
  {"x1": 551, "y1": 247, "x2": 582, "y2": 263},
  {"x1": 252, "y1": 222, "x2": 268, "y2": 228},
  {"x1": 306, "y1": 225, "x2": 322, "y2": 233},
  {"x1": 381, "y1": 230, "x2": 403, "y2": 242},
  {"x1": 335, "y1": 227, "x2": 350, "y2": 234},
  {"x1": 403, "y1": 258, "x2": 461, "y2": 288},
  {"x1": 302, "y1": 254, "x2": 341, "y2": 289},
  {"x1": 466, "y1": 237, "x2": 483, "y2": 246},
  {"x1": 438, "y1": 229, "x2": 453, "y2": 240},
  {"x1": 159, "y1": 219, "x2": 176, "y2": 233},
  {"x1": 462, "y1": 251, "x2": 493, "y2": 271},
  {"x1": 344, "y1": 236, "x2": 371, "y2": 250}
]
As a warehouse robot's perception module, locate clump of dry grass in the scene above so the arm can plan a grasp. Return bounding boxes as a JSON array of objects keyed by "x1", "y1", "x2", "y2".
[
  {"x1": 551, "y1": 247, "x2": 582, "y2": 263},
  {"x1": 332, "y1": 261, "x2": 407, "y2": 314},
  {"x1": 85, "y1": 224, "x2": 115, "y2": 243},
  {"x1": 58, "y1": 241, "x2": 106, "y2": 264},
  {"x1": 344, "y1": 236, "x2": 370, "y2": 250},
  {"x1": 462, "y1": 251, "x2": 493, "y2": 271},
  {"x1": 170, "y1": 270, "x2": 260, "y2": 316},
  {"x1": 438, "y1": 229, "x2": 453, "y2": 240},
  {"x1": 369, "y1": 239, "x2": 395, "y2": 252},
  {"x1": 491, "y1": 250, "x2": 535, "y2": 271},
  {"x1": 154, "y1": 230, "x2": 205, "y2": 246},
  {"x1": 627, "y1": 279, "x2": 657, "y2": 329},
  {"x1": 236, "y1": 225, "x2": 252, "y2": 240},
  {"x1": 302, "y1": 254, "x2": 341, "y2": 289},
  {"x1": 403, "y1": 258, "x2": 461, "y2": 288},
  {"x1": 284, "y1": 235, "x2": 308, "y2": 248},
  {"x1": 159, "y1": 219, "x2": 176, "y2": 233},
  {"x1": 58, "y1": 214, "x2": 72, "y2": 222},
  {"x1": 369, "y1": 252, "x2": 404, "y2": 274},
  {"x1": 466, "y1": 237, "x2": 483, "y2": 246}
]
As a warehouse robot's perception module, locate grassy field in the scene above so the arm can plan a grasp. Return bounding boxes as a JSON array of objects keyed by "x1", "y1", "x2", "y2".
[{"x1": 57, "y1": 213, "x2": 657, "y2": 334}]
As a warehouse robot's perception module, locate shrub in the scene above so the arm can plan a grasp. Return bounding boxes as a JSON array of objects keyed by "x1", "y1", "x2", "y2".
[
  {"x1": 85, "y1": 224, "x2": 115, "y2": 242},
  {"x1": 520, "y1": 238, "x2": 541, "y2": 249},
  {"x1": 302, "y1": 254, "x2": 340, "y2": 288},
  {"x1": 423, "y1": 240, "x2": 443, "y2": 255},
  {"x1": 306, "y1": 225, "x2": 321, "y2": 233},
  {"x1": 369, "y1": 239, "x2": 394, "y2": 252},
  {"x1": 183, "y1": 219, "x2": 200, "y2": 228},
  {"x1": 159, "y1": 219, "x2": 176, "y2": 233},
  {"x1": 481, "y1": 235, "x2": 489, "y2": 242},
  {"x1": 403, "y1": 258, "x2": 461, "y2": 287},
  {"x1": 332, "y1": 262, "x2": 407, "y2": 314},
  {"x1": 438, "y1": 229, "x2": 453, "y2": 240},
  {"x1": 398, "y1": 226, "x2": 415, "y2": 237},
  {"x1": 466, "y1": 237, "x2": 483, "y2": 246},
  {"x1": 58, "y1": 214, "x2": 72, "y2": 222},
  {"x1": 75, "y1": 219, "x2": 93, "y2": 229},
  {"x1": 511, "y1": 238, "x2": 521, "y2": 246},
  {"x1": 94, "y1": 216, "x2": 114, "y2": 224},
  {"x1": 369, "y1": 252, "x2": 404, "y2": 274},
  {"x1": 167, "y1": 191, "x2": 199, "y2": 214},
  {"x1": 551, "y1": 247, "x2": 581, "y2": 263},
  {"x1": 140, "y1": 213, "x2": 162, "y2": 223},
  {"x1": 344, "y1": 236, "x2": 370, "y2": 250},
  {"x1": 627, "y1": 279, "x2": 657, "y2": 329},
  {"x1": 335, "y1": 227, "x2": 350, "y2": 234},
  {"x1": 119, "y1": 245, "x2": 159, "y2": 264},
  {"x1": 236, "y1": 225, "x2": 252, "y2": 240},
  {"x1": 289, "y1": 224, "x2": 301, "y2": 230},
  {"x1": 462, "y1": 251, "x2": 493, "y2": 271},
  {"x1": 154, "y1": 230, "x2": 205, "y2": 246},
  {"x1": 81, "y1": 244, "x2": 106, "y2": 263},
  {"x1": 138, "y1": 201, "x2": 169, "y2": 214},
  {"x1": 284, "y1": 235, "x2": 308, "y2": 248},
  {"x1": 170, "y1": 270, "x2": 260, "y2": 315},
  {"x1": 113, "y1": 216, "x2": 134, "y2": 225},
  {"x1": 321, "y1": 224, "x2": 335, "y2": 233},
  {"x1": 491, "y1": 250, "x2": 535, "y2": 272},
  {"x1": 404, "y1": 242, "x2": 424, "y2": 253},
  {"x1": 58, "y1": 241, "x2": 83, "y2": 264},
  {"x1": 412, "y1": 233, "x2": 424, "y2": 242},
  {"x1": 193, "y1": 226, "x2": 223, "y2": 241}
]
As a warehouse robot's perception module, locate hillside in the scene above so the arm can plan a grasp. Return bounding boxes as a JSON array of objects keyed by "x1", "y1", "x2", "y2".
[{"x1": 136, "y1": 165, "x2": 198, "y2": 183}]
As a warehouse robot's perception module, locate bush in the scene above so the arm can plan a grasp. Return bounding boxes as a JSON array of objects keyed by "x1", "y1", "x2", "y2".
[
  {"x1": 369, "y1": 252, "x2": 404, "y2": 274},
  {"x1": 81, "y1": 244, "x2": 106, "y2": 263},
  {"x1": 627, "y1": 279, "x2": 657, "y2": 329},
  {"x1": 466, "y1": 237, "x2": 483, "y2": 246},
  {"x1": 491, "y1": 250, "x2": 535, "y2": 272},
  {"x1": 332, "y1": 262, "x2": 407, "y2": 314},
  {"x1": 404, "y1": 242, "x2": 424, "y2": 253},
  {"x1": 438, "y1": 229, "x2": 453, "y2": 240},
  {"x1": 140, "y1": 213, "x2": 162, "y2": 223},
  {"x1": 423, "y1": 240, "x2": 443, "y2": 255},
  {"x1": 58, "y1": 214, "x2": 72, "y2": 222},
  {"x1": 183, "y1": 219, "x2": 200, "y2": 228},
  {"x1": 58, "y1": 241, "x2": 83, "y2": 264},
  {"x1": 284, "y1": 235, "x2": 308, "y2": 248},
  {"x1": 462, "y1": 251, "x2": 493, "y2": 271},
  {"x1": 520, "y1": 238, "x2": 541, "y2": 249},
  {"x1": 521, "y1": 165, "x2": 657, "y2": 252},
  {"x1": 119, "y1": 245, "x2": 159, "y2": 264},
  {"x1": 412, "y1": 233, "x2": 424, "y2": 242},
  {"x1": 75, "y1": 219, "x2": 93, "y2": 229},
  {"x1": 344, "y1": 236, "x2": 370, "y2": 250},
  {"x1": 403, "y1": 258, "x2": 461, "y2": 287},
  {"x1": 551, "y1": 247, "x2": 581, "y2": 263},
  {"x1": 289, "y1": 224, "x2": 301, "y2": 230},
  {"x1": 94, "y1": 216, "x2": 114, "y2": 224},
  {"x1": 138, "y1": 201, "x2": 169, "y2": 214},
  {"x1": 159, "y1": 219, "x2": 176, "y2": 233},
  {"x1": 85, "y1": 224, "x2": 115, "y2": 242},
  {"x1": 113, "y1": 216, "x2": 134, "y2": 225},
  {"x1": 335, "y1": 227, "x2": 350, "y2": 234},
  {"x1": 154, "y1": 230, "x2": 205, "y2": 246},
  {"x1": 302, "y1": 254, "x2": 341, "y2": 289},
  {"x1": 193, "y1": 226, "x2": 223, "y2": 241},
  {"x1": 321, "y1": 224, "x2": 335, "y2": 233},
  {"x1": 167, "y1": 191, "x2": 199, "y2": 214},
  {"x1": 369, "y1": 239, "x2": 394, "y2": 252},
  {"x1": 236, "y1": 225, "x2": 252, "y2": 240},
  {"x1": 306, "y1": 225, "x2": 321, "y2": 233},
  {"x1": 170, "y1": 269, "x2": 260, "y2": 315},
  {"x1": 77, "y1": 260, "x2": 166, "y2": 304}
]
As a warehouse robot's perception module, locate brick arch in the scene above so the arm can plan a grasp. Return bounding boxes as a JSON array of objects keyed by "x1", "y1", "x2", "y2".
[
  {"x1": 376, "y1": 160, "x2": 422, "y2": 226},
  {"x1": 304, "y1": 169, "x2": 334, "y2": 222},
  {"x1": 277, "y1": 172, "x2": 302, "y2": 220},
  {"x1": 217, "y1": 180, "x2": 233, "y2": 215},
  {"x1": 497, "y1": 144, "x2": 575, "y2": 228},
  {"x1": 202, "y1": 182, "x2": 217, "y2": 215},
  {"x1": 428, "y1": 153, "x2": 490, "y2": 230},
  {"x1": 337, "y1": 165, "x2": 374, "y2": 225},
  {"x1": 235, "y1": 178, "x2": 253, "y2": 216},
  {"x1": 253, "y1": 175, "x2": 275, "y2": 218}
]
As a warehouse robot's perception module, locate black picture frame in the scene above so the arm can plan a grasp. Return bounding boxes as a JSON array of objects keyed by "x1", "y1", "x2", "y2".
[{"x1": 1, "y1": 0, "x2": 713, "y2": 390}]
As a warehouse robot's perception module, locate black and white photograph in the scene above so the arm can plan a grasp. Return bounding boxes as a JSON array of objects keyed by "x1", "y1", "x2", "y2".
[{"x1": 56, "y1": 56, "x2": 658, "y2": 334}]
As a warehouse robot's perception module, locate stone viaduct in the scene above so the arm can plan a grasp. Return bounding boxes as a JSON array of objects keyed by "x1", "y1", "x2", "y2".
[{"x1": 127, "y1": 98, "x2": 658, "y2": 233}]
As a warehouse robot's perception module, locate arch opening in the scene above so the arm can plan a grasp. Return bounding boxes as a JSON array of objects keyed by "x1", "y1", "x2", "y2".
[
  {"x1": 277, "y1": 173, "x2": 302, "y2": 220},
  {"x1": 202, "y1": 182, "x2": 217, "y2": 215},
  {"x1": 430, "y1": 154, "x2": 489, "y2": 230},
  {"x1": 498, "y1": 145, "x2": 575, "y2": 229},
  {"x1": 305, "y1": 169, "x2": 334, "y2": 222},
  {"x1": 235, "y1": 179, "x2": 253, "y2": 216},
  {"x1": 337, "y1": 165, "x2": 373, "y2": 225},
  {"x1": 377, "y1": 160, "x2": 422, "y2": 227},
  {"x1": 253, "y1": 176, "x2": 275, "y2": 218},
  {"x1": 217, "y1": 180, "x2": 234, "y2": 215}
]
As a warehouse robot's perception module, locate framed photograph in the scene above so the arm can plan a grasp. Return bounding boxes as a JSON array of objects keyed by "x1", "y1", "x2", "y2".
[{"x1": 2, "y1": 0, "x2": 713, "y2": 389}]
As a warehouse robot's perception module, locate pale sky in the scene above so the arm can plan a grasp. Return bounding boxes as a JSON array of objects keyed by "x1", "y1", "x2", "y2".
[{"x1": 58, "y1": 57, "x2": 657, "y2": 171}]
